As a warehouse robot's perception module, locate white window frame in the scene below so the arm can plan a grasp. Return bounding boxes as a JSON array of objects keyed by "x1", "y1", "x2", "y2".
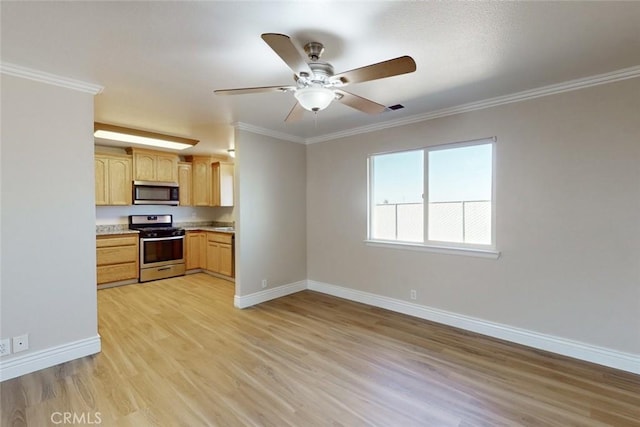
[{"x1": 365, "y1": 137, "x2": 500, "y2": 259}]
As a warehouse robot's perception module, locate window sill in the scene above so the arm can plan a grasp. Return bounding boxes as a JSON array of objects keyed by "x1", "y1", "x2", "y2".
[{"x1": 364, "y1": 240, "x2": 501, "y2": 259}]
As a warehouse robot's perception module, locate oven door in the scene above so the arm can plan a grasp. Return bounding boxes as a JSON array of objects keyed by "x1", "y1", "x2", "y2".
[{"x1": 140, "y1": 236, "x2": 185, "y2": 268}]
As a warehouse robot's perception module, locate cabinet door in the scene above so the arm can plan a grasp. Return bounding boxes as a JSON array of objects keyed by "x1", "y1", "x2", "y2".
[
  {"x1": 219, "y1": 243, "x2": 233, "y2": 277},
  {"x1": 211, "y1": 162, "x2": 221, "y2": 207},
  {"x1": 186, "y1": 232, "x2": 201, "y2": 270},
  {"x1": 156, "y1": 154, "x2": 178, "y2": 182},
  {"x1": 192, "y1": 159, "x2": 211, "y2": 206},
  {"x1": 108, "y1": 158, "x2": 132, "y2": 205},
  {"x1": 178, "y1": 163, "x2": 192, "y2": 206},
  {"x1": 134, "y1": 153, "x2": 156, "y2": 181},
  {"x1": 95, "y1": 157, "x2": 109, "y2": 205},
  {"x1": 206, "y1": 241, "x2": 220, "y2": 272},
  {"x1": 198, "y1": 233, "x2": 207, "y2": 266}
]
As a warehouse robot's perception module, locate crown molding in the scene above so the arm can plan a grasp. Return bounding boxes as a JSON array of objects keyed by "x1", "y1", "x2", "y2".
[
  {"x1": 232, "y1": 64, "x2": 639, "y2": 145},
  {"x1": 0, "y1": 62, "x2": 104, "y2": 95},
  {"x1": 303, "y1": 64, "x2": 640, "y2": 144},
  {"x1": 233, "y1": 122, "x2": 305, "y2": 144}
]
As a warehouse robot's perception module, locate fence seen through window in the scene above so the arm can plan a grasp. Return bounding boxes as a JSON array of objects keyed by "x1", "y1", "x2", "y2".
[{"x1": 370, "y1": 140, "x2": 494, "y2": 248}]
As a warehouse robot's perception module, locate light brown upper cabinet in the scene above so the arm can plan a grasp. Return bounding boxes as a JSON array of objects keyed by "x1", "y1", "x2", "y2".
[
  {"x1": 178, "y1": 162, "x2": 192, "y2": 206},
  {"x1": 189, "y1": 156, "x2": 213, "y2": 206},
  {"x1": 95, "y1": 153, "x2": 132, "y2": 206},
  {"x1": 127, "y1": 148, "x2": 178, "y2": 182},
  {"x1": 186, "y1": 156, "x2": 234, "y2": 207},
  {"x1": 212, "y1": 162, "x2": 234, "y2": 207}
]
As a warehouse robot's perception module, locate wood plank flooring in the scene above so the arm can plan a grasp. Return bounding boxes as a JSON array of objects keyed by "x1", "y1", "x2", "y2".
[{"x1": 1, "y1": 273, "x2": 639, "y2": 426}]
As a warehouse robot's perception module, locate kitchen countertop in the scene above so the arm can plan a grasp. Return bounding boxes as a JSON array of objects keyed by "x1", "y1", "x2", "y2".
[
  {"x1": 96, "y1": 225, "x2": 139, "y2": 236},
  {"x1": 183, "y1": 227, "x2": 235, "y2": 234},
  {"x1": 96, "y1": 230, "x2": 140, "y2": 236},
  {"x1": 96, "y1": 222, "x2": 234, "y2": 236}
]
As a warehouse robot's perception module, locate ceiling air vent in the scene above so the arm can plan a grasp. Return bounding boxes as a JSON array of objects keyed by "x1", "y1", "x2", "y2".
[{"x1": 386, "y1": 104, "x2": 405, "y2": 111}]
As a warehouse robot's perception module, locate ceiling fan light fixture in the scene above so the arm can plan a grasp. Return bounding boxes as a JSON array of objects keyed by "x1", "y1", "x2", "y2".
[{"x1": 294, "y1": 87, "x2": 335, "y2": 112}]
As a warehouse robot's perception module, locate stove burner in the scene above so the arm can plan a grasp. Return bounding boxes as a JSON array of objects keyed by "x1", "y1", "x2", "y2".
[
  {"x1": 128, "y1": 214, "x2": 185, "y2": 237},
  {"x1": 132, "y1": 227, "x2": 185, "y2": 238}
]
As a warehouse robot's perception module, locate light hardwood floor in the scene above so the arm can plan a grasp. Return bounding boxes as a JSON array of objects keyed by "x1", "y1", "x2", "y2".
[{"x1": 1, "y1": 273, "x2": 639, "y2": 426}]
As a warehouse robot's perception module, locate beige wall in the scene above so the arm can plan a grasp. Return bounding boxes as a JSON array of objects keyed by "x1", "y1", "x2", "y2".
[
  {"x1": 1, "y1": 75, "x2": 99, "y2": 369},
  {"x1": 307, "y1": 78, "x2": 640, "y2": 354},
  {"x1": 235, "y1": 130, "x2": 307, "y2": 296}
]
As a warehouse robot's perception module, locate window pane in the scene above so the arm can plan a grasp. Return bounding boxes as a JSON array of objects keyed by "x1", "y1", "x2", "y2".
[
  {"x1": 371, "y1": 150, "x2": 423, "y2": 242},
  {"x1": 428, "y1": 143, "x2": 492, "y2": 245}
]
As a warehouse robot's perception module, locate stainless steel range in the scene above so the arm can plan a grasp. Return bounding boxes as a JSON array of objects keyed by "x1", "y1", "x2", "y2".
[{"x1": 128, "y1": 214, "x2": 186, "y2": 282}]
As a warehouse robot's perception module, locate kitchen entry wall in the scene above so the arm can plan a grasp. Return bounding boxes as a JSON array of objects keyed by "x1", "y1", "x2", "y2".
[{"x1": 1, "y1": 73, "x2": 100, "y2": 380}]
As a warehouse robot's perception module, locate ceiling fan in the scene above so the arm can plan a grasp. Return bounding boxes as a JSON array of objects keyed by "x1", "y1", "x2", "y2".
[{"x1": 214, "y1": 33, "x2": 417, "y2": 122}]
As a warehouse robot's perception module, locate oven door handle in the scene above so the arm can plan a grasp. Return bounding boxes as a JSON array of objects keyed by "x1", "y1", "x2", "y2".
[{"x1": 140, "y1": 236, "x2": 185, "y2": 242}]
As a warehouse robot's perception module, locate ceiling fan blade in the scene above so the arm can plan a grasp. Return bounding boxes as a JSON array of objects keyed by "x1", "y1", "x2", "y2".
[
  {"x1": 333, "y1": 56, "x2": 416, "y2": 85},
  {"x1": 214, "y1": 85, "x2": 295, "y2": 95},
  {"x1": 334, "y1": 90, "x2": 387, "y2": 114},
  {"x1": 261, "y1": 33, "x2": 313, "y2": 77},
  {"x1": 284, "y1": 102, "x2": 305, "y2": 123}
]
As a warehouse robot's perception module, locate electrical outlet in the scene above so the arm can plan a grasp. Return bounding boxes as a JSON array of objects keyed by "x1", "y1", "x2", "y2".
[
  {"x1": 12, "y1": 334, "x2": 28, "y2": 353},
  {"x1": 410, "y1": 289, "x2": 417, "y2": 300},
  {"x1": 0, "y1": 338, "x2": 10, "y2": 356},
  {"x1": 261, "y1": 279, "x2": 268, "y2": 289}
]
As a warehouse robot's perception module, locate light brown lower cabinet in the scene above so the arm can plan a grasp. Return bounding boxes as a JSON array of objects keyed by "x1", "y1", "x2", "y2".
[
  {"x1": 218, "y1": 243, "x2": 233, "y2": 277},
  {"x1": 96, "y1": 234, "x2": 139, "y2": 286},
  {"x1": 186, "y1": 231, "x2": 206, "y2": 270},
  {"x1": 206, "y1": 232, "x2": 234, "y2": 277},
  {"x1": 206, "y1": 240, "x2": 221, "y2": 273},
  {"x1": 186, "y1": 231, "x2": 234, "y2": 278}
]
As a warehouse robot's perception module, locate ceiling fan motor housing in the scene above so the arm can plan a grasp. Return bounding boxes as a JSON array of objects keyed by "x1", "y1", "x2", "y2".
[
  {"x1": 304, "y1": 41, "x2": 325, "y2": 61},
  {"x1": 297, "y1": 62, "x2": 336, "y2": 89}
]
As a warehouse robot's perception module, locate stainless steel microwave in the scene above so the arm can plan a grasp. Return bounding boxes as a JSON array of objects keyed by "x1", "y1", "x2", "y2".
[{"x1": 133, "y1": 181, "x2": 179, "y2": 205}]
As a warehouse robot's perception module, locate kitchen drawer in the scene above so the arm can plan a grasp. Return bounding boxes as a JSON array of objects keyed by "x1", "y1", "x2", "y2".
[
  {"x1": 96, "y1": 235, "x2": 138, "y2": 248},
  {"x1": 97, "y1": 246, "x2": 138, "y2": 266},
  {"x1": 207, "y1": 232, "x2": 233, "y2": 244},
  {"x1": 97, "y1": 262, "x2": 138, "y2": 284}
]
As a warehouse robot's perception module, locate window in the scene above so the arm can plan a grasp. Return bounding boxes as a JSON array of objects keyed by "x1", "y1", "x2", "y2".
[{"x1": 368, "y1": 138, "x2": 496, "y2": 254}]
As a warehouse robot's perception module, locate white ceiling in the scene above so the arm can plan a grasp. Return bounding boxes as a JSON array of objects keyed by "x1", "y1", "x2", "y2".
[{"x1": 2, "y1": 1, "x2": 639, "y2": 155}]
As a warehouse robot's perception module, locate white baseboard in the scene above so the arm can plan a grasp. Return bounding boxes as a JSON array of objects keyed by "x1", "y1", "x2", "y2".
[
  {"x1": 307, "y1": 280, "x2": 640, "y2": 375},
  {"x1": 235, "y1": 280, "x2": 307, "y2": 309},
  {"x1": 0, "y1": 335, "x2": 101, "y2": 382}
]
